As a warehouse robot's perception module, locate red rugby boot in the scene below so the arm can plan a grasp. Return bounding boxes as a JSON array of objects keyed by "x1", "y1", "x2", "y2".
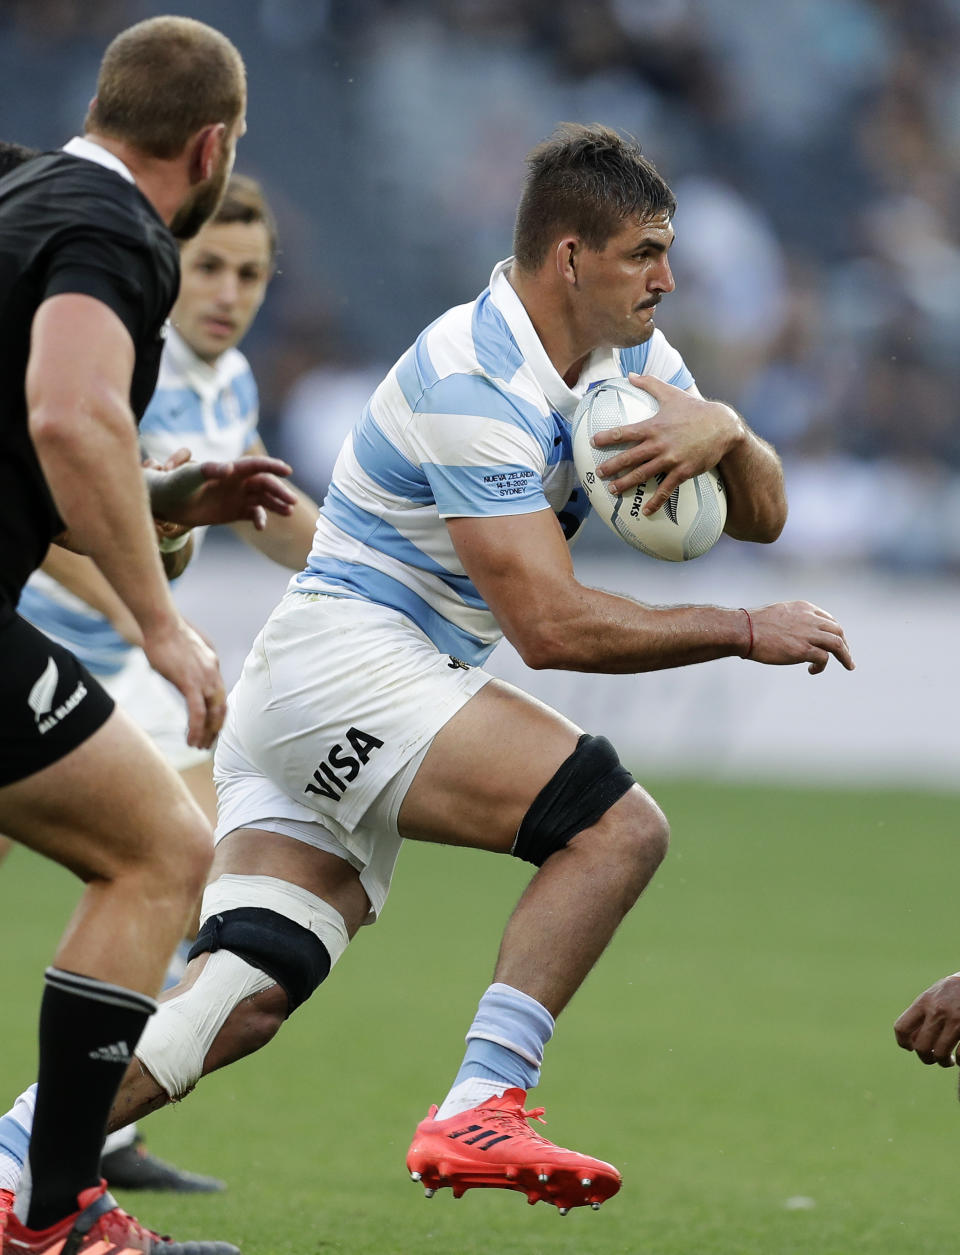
[
  {"x1": 406, "y1": 1087, "x2": 621, "y2": 1214},
  {"x1": 3, "y1": 1180, "x2": 240, "y2": 1254},
  {"x1": 1, "y1": 1186, "x2": 14, "y2": 1247}
]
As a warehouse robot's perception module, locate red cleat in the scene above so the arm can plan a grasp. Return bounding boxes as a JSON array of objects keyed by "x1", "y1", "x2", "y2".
[
  {"x1": 3, "y1": 1180, "x2": 240, "y2": 1254},
  {"x1": 1, "y1": 1186, "x2": 14, "y2": 1247},
  {"x1": 406, "y1": 1087, "x2": 621, "y2": 1213}
]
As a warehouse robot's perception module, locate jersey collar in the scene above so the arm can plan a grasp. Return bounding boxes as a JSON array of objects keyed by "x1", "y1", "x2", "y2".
[
  {"x1": 487, "y1": 256, "x2": 617, "y2": 421},
  {"x1": 61, "y1": 136, "x2": 136, "y2": 184},
  {"x1": 164, "y1": 325, "x2": 229, "y2": 400}
]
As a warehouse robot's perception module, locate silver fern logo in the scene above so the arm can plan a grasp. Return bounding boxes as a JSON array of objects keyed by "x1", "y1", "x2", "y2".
[
  {"x1": 28, "y1": 656, "x2": 87, "y2": 735},
  {"x1": 655, "y1": 473, "x2": 682, "y2": 525},
  {"x1": 28, "y1": 657, "x2": 59, "y2": 722}
]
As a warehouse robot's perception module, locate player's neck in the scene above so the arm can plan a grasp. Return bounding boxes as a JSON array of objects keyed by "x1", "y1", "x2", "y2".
[
  {"x1": 507, "y1": 263, "x2": 594, "y2": 388},
  {"x1": 82, "y1": 132, "x2": 190, "y2": 228}
]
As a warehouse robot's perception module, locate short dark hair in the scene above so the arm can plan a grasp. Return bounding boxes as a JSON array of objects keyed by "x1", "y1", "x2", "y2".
[
  {"x1": 210, "y1": 173, "x2": 278, "y2": 264},
  {"x1": 513, "y1": 123, "x2": 676, "y2": 270},
  {"x1": 85, "y1": 16, "x2": 246, "y2": 160},
  {"x1": 0, "y1": 141, "x2": 38, "y2": 179}
]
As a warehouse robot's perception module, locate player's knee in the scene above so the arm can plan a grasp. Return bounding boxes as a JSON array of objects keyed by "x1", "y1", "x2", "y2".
[
  {"x1": 142, "y1": 807, "x2": 212, "y2": 906},
  {"x1": 103, "y1": 801, "x2": 210, "y2": 910},
  {"x1": 612, "y1": 786, "x2": 670, "y2": 885},
  {"x1": 511, "y1": 733, "x2": 639, "y2": 868},
  {"x1": 205, "y1": 983, "x2": 289, "y2": 1072},
  {"x1": 137, "y1": 874, "x2": 351, "y2": 1100},
  {"x1": 136, "y1": 950, "x2": 278, "y2": 1101}
]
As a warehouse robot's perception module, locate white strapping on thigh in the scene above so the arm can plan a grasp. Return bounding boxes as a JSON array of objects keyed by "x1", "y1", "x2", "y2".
[{"x1": 200, "y1": 874, "x2": 350, "y2": 959}]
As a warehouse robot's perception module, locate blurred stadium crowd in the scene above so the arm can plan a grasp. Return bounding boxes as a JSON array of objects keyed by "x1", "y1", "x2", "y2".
[{"x1": 3, "y1": 0, "x2": 959, "y2": 568}]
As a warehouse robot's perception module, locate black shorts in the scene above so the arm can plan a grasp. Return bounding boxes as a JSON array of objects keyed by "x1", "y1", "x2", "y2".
[{"x1": 0, "y1": 613, "x2": 115, "y2": 787}]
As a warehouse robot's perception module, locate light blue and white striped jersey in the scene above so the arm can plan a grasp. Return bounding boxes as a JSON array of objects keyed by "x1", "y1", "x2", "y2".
[
  {"x1": 293, "y1": 258, "x2": 694, "y2": 665},
  {"x1": 19, "y1": 326, "x2": 261, "y2": 674}
]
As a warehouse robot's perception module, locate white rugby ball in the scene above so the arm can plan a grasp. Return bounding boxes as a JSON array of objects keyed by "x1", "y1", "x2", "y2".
[{"x1": 572, "y1": 377, "x2": 726, "y2": 561}]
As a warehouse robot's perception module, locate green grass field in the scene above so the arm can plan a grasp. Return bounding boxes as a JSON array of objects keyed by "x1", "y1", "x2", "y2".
[{"x1": 2, "y1": 779, "x2": 958, "y2": 1254}]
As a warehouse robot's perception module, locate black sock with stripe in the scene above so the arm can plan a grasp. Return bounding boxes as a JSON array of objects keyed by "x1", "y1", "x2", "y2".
[{"x1": 26, "y1": 967, "x2": 156, "y2": 1231}]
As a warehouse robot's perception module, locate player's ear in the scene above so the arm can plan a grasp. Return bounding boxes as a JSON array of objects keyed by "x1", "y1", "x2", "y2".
[
  {"x1": 189, "y1": 123, "x2": 226, "y2": 183},
  {"x1": 556, "y1": 238, "x2": 580, "y2": 286}
]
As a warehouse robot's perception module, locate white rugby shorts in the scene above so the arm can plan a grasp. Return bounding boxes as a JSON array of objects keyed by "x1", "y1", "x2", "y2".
[
  {"x1": 101, "y1": 646, "x2": 211, "y2": 772},
  {"x1": 213, "y1": 591, "x2": 491, "y2": 919}
]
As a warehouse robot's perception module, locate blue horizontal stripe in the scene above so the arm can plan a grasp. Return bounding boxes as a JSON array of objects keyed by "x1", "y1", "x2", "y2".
[
  {"x1": 423, "y1": 462, "x2": 549, "y2": 517},
  {"x1": 352, "y1": 407, "x2": 433, "y2": 503},
  {"x1": 418, "y1": 374, "x2": 554, "y2": 461},
  {"x1": 320, "y1": 486, "x2": 485, "y2": 608},
  {"x1": 294, "y1": 561, "x2": 495, "y2": 665},
  {"x1": 18, "y1": 587, "x2": 129, "y2": 674},
  {"x1": 668, "y1": 363, "x2": 694, "y2": 390}
]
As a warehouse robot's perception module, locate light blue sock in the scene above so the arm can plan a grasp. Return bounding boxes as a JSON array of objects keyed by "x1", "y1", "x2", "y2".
[
  {"x1": 435, "y1": 983, "x2": 554, "y2": 1119},
  {"x1": 162, "y1": 938, "x2": 193, "y2": 991},
  {"x1": 0, "y1": 1084, "x2": 37, "y2": 1193}
]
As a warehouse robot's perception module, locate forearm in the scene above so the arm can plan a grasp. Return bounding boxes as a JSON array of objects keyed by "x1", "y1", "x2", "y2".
[
  {"x1": 40, "y1": 545, "x2": 144, "y2": 645},
  {"x1": 717, "y1": 419, "x2": 787, "y2": 542},
  {"x1": 508, "y1": 583, "x2": 750, "y2": 673},
  {"x1": 231, "y1": 488, "x2": 319, "y2": 569},
  {"x1": 31, "y1": 403, "x2": 178, "y2": 636}
]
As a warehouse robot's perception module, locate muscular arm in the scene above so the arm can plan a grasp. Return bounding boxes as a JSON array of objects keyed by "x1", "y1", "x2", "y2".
[
  {"x1": 591, "y1": 374, "x2": 787, "y2": 543},
  {"x1": 447, "y1": 509, "x2": 852, "y2": 675},
  {"x1": 27, "y1": 293, "x2": 225, "y2": 746},
  {"x1": 39, "y1": 545, "x2": 143, "y2": 646},
  {"x1": 27, "y1": 295, "x2": 180, "y2": 639},
  {"x1": 710, "y1": 397, "x2": 786, "y2": 542},
  {"x1": 228, "y1": 437, "x2": 319, "y2": 569}
]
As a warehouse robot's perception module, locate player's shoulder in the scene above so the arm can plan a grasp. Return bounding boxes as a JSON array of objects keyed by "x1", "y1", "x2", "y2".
[
  {"x1": 0, "y1": 151, "x2": 177, "y2": 299},
  {"x1": 5, "y1": 153, "x2": 153, "y2": 235},
  {"x1": 424, "y1": 291, "x2": 531, "y2": 393}
]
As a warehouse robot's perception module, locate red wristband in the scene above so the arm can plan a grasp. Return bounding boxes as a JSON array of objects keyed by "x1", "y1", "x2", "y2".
[{"x1": 739, "y1": 607, "x2": 754, "y2": 659}]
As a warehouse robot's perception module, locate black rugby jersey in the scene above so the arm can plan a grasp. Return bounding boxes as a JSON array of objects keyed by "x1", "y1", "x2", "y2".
[{"x1": 0, "y1": 147, "x2": 179, "y2": 618}]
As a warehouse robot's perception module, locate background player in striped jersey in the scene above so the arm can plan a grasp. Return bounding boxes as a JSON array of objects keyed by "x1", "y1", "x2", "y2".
[
  {"x1": 0, "y1": 173, "x2": 319, "y2": 1201},
  {"x1": 2, "y1": 123, "x2": 853, "y2": 1216}
]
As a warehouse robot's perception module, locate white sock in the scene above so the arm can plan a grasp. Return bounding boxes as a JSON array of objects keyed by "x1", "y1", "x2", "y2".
[
  {"x1": 434, "y1": 1077, "x2": 507, "y2": 1121},
  {"x1": 102, "y1": 1123, "x2": 138, "y2": 1156},
  {"x1": 0, "y1": 1085, "x2": 37, "y2": 1193}
]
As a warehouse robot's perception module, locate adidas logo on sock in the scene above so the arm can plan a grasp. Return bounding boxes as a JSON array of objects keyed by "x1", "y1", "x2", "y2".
[{"x1": 88, "y1": 1040, "x2": 132, "y2": 1064}]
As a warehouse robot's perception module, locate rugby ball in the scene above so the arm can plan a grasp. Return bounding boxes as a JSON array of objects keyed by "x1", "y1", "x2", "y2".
[{"x1": 572, "y1": 377, "x2": 726, "y2": 561}]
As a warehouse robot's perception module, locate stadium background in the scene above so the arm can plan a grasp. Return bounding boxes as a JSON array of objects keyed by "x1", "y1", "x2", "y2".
[
  {"x1": 1, "y1": 0, "x2": 957, "y2": 784},
  {"x1": 1, "y1": 3, "x2": 959, "y2": 1252}
]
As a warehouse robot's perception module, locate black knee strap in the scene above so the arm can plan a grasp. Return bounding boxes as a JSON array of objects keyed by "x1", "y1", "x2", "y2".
[
  {"x1": 512, "y1": 733, "x2": 635, "y2": 867},
  {"x1": 188, "y1": 907, "x2": 331, "y2": 1016}
]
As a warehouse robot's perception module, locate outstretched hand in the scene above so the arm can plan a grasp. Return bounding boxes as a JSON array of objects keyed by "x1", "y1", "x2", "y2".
[
  {"x1": 746, "y1": 601, "x2": 855, "y2": 674},
  {"x1": 145, "y1": 455, "x2": 296, "y2": 531},
  {"x1": 895, "y1": 974, "x2": 960, "y2": 1068},
  {"x1": 591, "y1": 373, "x2": 742, "y2": 514}
]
